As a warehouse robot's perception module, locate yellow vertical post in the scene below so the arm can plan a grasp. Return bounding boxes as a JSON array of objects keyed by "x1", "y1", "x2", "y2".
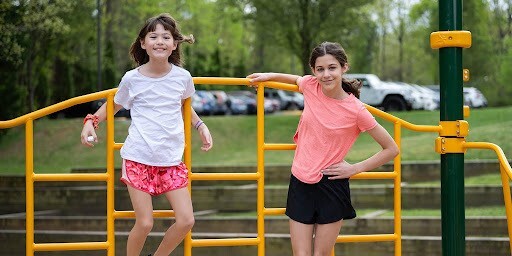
[
  {"x1": 106, "y1": 94, "x2": 116, "y2": 256},
  {"x1": 25, "y1": 119, "x2": 34, "y2": 256},
  {"x1": 500, "y1": 165, "x2": 512, "y2": 252},
  {"x1": 393, "y1": 123, "x2": 402, "y2": 256},
  {"x1": 256, "y1": 86, "x2": 266, "y2": 256},
  {"x1": 183, "y1": 98, "x2": 193, "y2": 256}
]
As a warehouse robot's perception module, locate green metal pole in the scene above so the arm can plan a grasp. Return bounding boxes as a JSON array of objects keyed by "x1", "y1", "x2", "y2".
[{"x1": 438, "y1": 0, "x2": 465, "y2": 255}]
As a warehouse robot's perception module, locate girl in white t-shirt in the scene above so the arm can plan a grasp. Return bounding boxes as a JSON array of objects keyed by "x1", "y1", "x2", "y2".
[{"x1": 80, "y1": 13, "x2": 212, "y2": 256}]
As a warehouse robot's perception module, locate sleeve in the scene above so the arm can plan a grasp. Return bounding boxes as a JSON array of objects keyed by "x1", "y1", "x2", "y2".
[
  {"x1": 357, "y1": 105, "x2": 378, "y2": 132},
  {"x1": 114, "y1": 75, "x2": 133, "y2": 109},
  {"x1": 297, "y1": 75, "x2": 315, "y2": 94},
  {"x1": 182, "y1": 75, "x2": 195, "y2": 99}
]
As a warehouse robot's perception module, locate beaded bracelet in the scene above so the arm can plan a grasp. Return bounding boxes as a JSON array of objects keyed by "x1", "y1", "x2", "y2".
[
  {"x1": 83, "y1": 114, "x2": 99, "y2": 129},
  {"x1": 194, "y1": 120, "x2": 204, "y2": 130}
]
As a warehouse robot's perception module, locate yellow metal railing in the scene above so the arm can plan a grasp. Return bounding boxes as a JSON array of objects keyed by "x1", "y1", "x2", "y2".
[{"x1": 1, "y1": 77, "x2": 511, "y2": 255}]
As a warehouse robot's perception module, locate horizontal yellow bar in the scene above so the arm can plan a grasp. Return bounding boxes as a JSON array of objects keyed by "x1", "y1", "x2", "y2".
[
  {"x1": 34, "y1": 241, "x2": 109, "y2": 251},
  {"x1": 190, "y1": 173, "x2": 260, "y2": 181},
  {"x1": 191, "y1": 237, "x2": 260, "y2": 247},
  {"x1": 114, "y1": 210, "x2": 175, "y2": 218},
  {"x1": 264, "y1": 208, "x2": 286, "y2": 215},
  {"x1": 193, "y1": 77, "x2": 299, "y2": 92},
  {"x1": 430, "y1": 30, "x2": 472, "y2": 49},
  {"x1": 351, "y1": 172, "x2": 396, "y2": 179},
  {"x1": 33, "y1": 173, "x2": 108, "y2": 182},
  {"x1": 336, "y1": 234, "x2": 397, "y2": 243},
  {"x1": 114, "y1": 143, "x2": 123, "y2": 150},
  {"x1": 264, "y1": 143, "x2": 296, "y2": 150}
]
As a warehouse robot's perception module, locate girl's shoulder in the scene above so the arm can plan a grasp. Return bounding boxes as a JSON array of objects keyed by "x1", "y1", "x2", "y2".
[{"x1": 171, "y1": 64, "x2": 192, "y2": 78}]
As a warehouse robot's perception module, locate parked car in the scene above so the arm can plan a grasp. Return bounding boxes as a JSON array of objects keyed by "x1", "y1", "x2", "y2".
[
  {"x1": 226, "y1": 94, "x2": 248, "y2": 115},
  {"x1": 463, "y1": 87, "x2": 488, "y2": 108},
  {"x1": 226, "y1": 91, "x2": 257, "y2": 114},
  {"x1": 425, "y1": 85, "x2": 488, "y2": 108},
  {"x1": 195, "y1": 90, "x2": 216, "y2": 115},
  {"x1": 210, "y1": 90, "x2": 230, "y2": 115},
  {"x1": 344, "y1": 74, "x2": 414, "y2": 112},
  {"x1": 191, "y1": 93, "x2": 205, "y2": 115},
  {"x1": 264, "y1": 89, "x2": 301, "y2": 110}
]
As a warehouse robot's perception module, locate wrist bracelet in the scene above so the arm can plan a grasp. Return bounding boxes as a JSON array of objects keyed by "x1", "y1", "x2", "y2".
[
  {"x1": 194, "y1": 120, "x2": 204, "y2": 130},
  {"x1": 83, "y1": 114, "x2": 99, "y2": 129}
]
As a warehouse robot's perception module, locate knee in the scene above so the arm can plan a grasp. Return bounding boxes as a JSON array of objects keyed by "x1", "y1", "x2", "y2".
[
  {"x1": 176, "y1": 215, "x2": 194, "y2": 231},
  {"x1": 313, "y1": 250, "x2": 332, "y2": 256},
  {"x1": 135, "y1": 218, "x2": 154, "y2": 234}
]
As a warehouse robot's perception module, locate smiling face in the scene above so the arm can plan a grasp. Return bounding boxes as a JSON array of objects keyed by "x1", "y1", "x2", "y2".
[
  {"x1": 312, "y1": 54, "x2": 348, "y2": 91},
  {"x1": 140, "y1": 23, "x2": 177, "y2": 62}
]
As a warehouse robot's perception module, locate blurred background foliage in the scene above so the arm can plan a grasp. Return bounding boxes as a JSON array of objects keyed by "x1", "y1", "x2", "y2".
[{"x1": 1, "y1": 0, "x2": 512, "y2": 121}]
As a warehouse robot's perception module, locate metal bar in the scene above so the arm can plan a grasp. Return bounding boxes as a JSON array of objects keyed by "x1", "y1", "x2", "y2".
[
  {"x1": 336, "y1": 234, "x2": 397, "y2": 243},
  {"x1": 438, "y1": 0, "x2": 465, "y2": 255},
  {"x1": 393, "y1": 123, "x2": 402, "y2": 256},
  {"x1": 106, "y1": 94, "x2": 116, "y2": 256},
  {"x1": 114, "y1": 210, "x2": 175, "y2": 218},
  {"x1": 34, "y1": 242, "x2": 109, "y2": 251},
  {"x1": 500, "y1": 166, "x2": 512, "y2": 253},
  {"x1": 26, "y1": 119, "x2": 35, "y2": 256},
  {"x1": 33, "y1": 173, "x2": 108, "y2": 182},
  {"x1": 191, "y1": 238, "x2": 260, "y2": 247},
  {"x1": 256, "y1": 86, "x2": 266, "y2": 256},
  {"x1": 190, "y1": 173, "x2": 259, "y2": 181}
]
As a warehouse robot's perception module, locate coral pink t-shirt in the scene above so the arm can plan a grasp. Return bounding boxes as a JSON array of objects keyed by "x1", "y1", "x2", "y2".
[{"x1": 291, "y1": 75, "x2": 378, "y2": 184}]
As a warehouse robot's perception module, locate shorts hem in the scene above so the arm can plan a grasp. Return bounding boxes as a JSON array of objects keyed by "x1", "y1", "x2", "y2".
[{"x1": 120, "y1": 177, "x2": 188, "y2": 196}]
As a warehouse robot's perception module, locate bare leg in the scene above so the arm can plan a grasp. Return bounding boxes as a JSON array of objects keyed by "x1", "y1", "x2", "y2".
[
  {"x1": 289, "y1": 219, "x2": 315, "y2": 256},
  {"x1": 153, "y1": 187, "x2": 195, "y2": 256},
  {"x1": 312, "y1": 220, "x2": 343, "y2": 256},
  {"x1": 126, "y1": 186, "x2": 154, "y2": 256}
]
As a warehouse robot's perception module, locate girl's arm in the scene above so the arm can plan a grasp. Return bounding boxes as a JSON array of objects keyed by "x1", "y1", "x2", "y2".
[
  {"x1": 247, "y1": 72, "x2": 301, "y2": 85},
  {"x1": 81, "y1": 101, "x2": 124, "y2": 147},
  {"x1": 322, "y1": 124, "x2": 399, "y2": 179},
  {"x1": 185, "y1": 99, "x2": 213, "y2": 151}
]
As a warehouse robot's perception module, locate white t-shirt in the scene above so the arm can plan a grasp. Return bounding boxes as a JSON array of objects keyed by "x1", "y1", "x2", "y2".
[{"x1": 114, "y1": 64, "x2": 195, "y2": 166}]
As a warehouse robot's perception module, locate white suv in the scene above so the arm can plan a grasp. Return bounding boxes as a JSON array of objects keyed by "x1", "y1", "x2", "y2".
[{"x1": 344, "y1": 74, "x2": 415, "y2": 112}]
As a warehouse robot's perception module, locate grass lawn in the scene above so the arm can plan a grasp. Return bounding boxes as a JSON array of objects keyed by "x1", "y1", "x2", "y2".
[{"x1": 0, "y1": 106, "x2": 511, "y2": 174}]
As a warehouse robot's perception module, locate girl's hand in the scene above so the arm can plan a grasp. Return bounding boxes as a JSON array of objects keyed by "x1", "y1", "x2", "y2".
[
  {"x1": 247, "y1": 73, "x2": 272, "y2": 85},
  {"x1": 197, "y1": 124, "x2": 213, "y2": 151},
  {"x1": 321, "y1": 160, "x2": 359, "y2": 179},
  {"x1": 80, "y1": 122, "x2": 98, "y2": 147}
]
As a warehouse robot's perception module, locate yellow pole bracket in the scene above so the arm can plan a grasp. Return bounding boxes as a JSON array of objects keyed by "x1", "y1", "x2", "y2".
[
  {"x1": 463, "y1": 68, "x2": 470, "y2": 82},
  {"x1": 435, "y1": 137, "x2": 467, "y2": 154},
  {"x1": 430, "y1": 30, "x2": 472, "y2": 49},
  {"x1": 463, "y1": 106, "x2": 470, "y2": 118},
  {"x1": 439, "y1": 120, "x2": 469, "y2": 137}
]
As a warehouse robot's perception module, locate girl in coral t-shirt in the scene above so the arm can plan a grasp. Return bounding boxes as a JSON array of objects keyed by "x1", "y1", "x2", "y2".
[{"x1": 248, "y1": 42, "x2": 399, "y2": 256}]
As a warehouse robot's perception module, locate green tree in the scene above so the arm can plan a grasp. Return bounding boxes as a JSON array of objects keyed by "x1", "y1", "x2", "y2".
[{"x1": 247, "y1": 0, "x2": 374, "y2": 74}]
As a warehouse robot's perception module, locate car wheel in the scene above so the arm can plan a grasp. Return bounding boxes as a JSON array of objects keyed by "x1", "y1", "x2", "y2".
[{"x1": 383, "y1": 95, "x2": 407, "y2": 112}]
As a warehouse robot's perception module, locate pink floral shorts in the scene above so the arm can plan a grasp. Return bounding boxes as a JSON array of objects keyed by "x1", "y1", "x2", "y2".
[{"x1": 121, "y1": 159, "x2": 189, "y2": 196}]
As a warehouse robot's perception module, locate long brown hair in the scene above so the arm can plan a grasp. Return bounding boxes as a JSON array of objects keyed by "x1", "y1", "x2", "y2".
[
  {"x1": 309, "y1": 42, "x2": 362, "y2": 98},
  {"x1": 129, "y1": 13, "x2": 194, "y2": 67}
]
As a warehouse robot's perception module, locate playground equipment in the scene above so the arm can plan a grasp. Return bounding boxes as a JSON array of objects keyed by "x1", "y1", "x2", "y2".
[
  {"x1": 1, "y1": 1, "x2": 512, "y2": 255},
  {"x1": 1, "y1": 77, "x2": 512, "y2": 256}
]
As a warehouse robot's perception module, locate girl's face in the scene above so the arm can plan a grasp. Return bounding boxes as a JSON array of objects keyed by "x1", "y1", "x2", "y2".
[
  {"x1": 312, "y1": 54, "x2": 348, "y2": 91},
  {"x1": 140, "y1": 23, "x2": 177, "y2": 61}
]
